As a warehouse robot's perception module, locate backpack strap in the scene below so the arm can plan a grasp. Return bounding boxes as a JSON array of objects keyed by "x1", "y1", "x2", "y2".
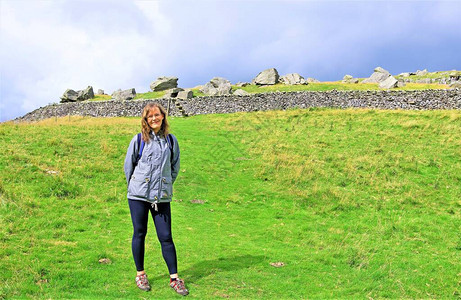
[
  {"x1": 166, "y1": 134, "x2": 174, "y2": 163},
  {"x1": 135, "y1": 133, "x2": 145, "y2": 166}
]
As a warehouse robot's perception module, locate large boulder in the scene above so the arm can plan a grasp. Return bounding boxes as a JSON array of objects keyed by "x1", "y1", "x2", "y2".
[
  {"x1": 306, "y1": 78, "x2": 320, "y2": 83},
  {"x1": 177, "y1": 90, "x2": 193, "y2": 99},
  {"x1": 150, "y1": 77, "x2": 178, "y2": 92},
  {"x1": 112, "y1": 88, "x2": 136, "y2": 101},
  {"x1": 200, "y1": 77, "x2": 232, "y2": 96},
  {"x1": 342, "y1": 75, "x2": 359, "y2": 84},
  {"x1": 79, "y1": 86, "x2": 94, "y2": 100},
  {"x1": 233, "y1": 89, "x2": 250, "y2": 96},
  {"x1": 279, "y1": 73, "x2": 307, "y2": 85},
  {"x1": 398, "y1": 72, "x2": 410, "y2": 77},
  {"x1": 164, "y1": 88, "x2": 185, "y2": 98},
  {"x1": 379, "y1": 76, "x2": 398, "y2": 89},
  {"x1": 60, "y1": 86, "x2": 94, "y2": 103},
  {"x1": 416, "y1": 69, "x2": 428, "y2": 76},
  {"x1": 253, "y1": 68, "x2": 279, "y2": 85},
  {"x1": 60, "y1": 89, "x2": 79, "y2": 102},
  {"x1": 362, "y1": 67, "x2": 391, "y2": 83}
]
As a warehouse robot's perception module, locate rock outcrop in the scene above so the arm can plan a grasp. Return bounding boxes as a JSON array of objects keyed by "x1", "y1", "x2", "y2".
[
  {"x1": 379, "y1": 76, "x2": 398, "y2": 89},
  {"x1": 150, "y1": 77, "x2": 178, "y2": 92},
  {"x1": 164, "y1": 88, "x2": 184, "y2": 98},
  {"x1": 233, "y1": 89, "x2": 250, "y2": 96},
  {"x1": 253, "y1": 68, "x2": 279, "y2": 85},
  {"x1": 416, "y1": 69, "x2": 429, "y2": 76},
  {"x1": 112, "y1": 88, "x2": 136, "y2": 101},
  {"x1": 60, "y1": 89, "x2": 79, "y2": 102},
  {"x1": 342, "y1": 75, "x2": 359, "y2": 84},
  {"x1": 200, "y1": 77, "x2": 232, "y2": 96},
  {"x1": 280, "y1": 73, "x2": 307, "y2": 85},
  {"x1": 362, "y1": 67, "x2": 391, "y2": 84},
  {"x1": 177, "y1": 90, "x2": 193, "y2": 99},
  {"x1": 60, "y1": 86, "x2": 94, "y2": 103}
]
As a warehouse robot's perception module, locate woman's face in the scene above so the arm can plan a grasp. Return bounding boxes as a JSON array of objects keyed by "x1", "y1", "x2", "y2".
[{"x1": 146, "y1": 107, "x2": 164, "y2": 133}]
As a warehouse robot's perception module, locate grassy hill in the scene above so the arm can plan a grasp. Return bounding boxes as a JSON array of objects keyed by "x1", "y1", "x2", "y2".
[{"x1": 1, "y1": 108, "x2": 460, "y2": 298}]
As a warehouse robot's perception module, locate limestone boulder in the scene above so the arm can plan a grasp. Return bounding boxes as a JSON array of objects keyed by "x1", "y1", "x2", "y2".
[
  {"x1": 164, "y1": 88, "x2": 184, "y2": 98},
  {"x1": 280, "y1": 73, "x2": 307, "y2": 85},
  {"x1": 416, "y1": 69, "x2": 428, "y2": 76},
  {"x1": 97, "y1": 89, "x2": 104, "y2": 95},
  {"x1": 374, "y1": 67, "x2": 388, "y2": 73},
  {"x1": 60, "y1": 89, "x2": 79, "y2": 102},
  {"x1": 177, "y1": 90, "x2": 193, "y2": 99},
  {"x1": 233, "y1": 89, "x2": 250, "y2": 96},
  {"x1": 253, "y1": 68, "x2": 279, "y2": 85},
  {"x1": 112, "y1": 88, "x2": 136, "y2": 101},
  {"x1": 362, "y1": 67, "x2": 391, "y2": 83},
  {"x1": 60, "y1": 86, "x2": 94, "y2": 103},
  {"x1": 398, "y1": 72, "x2": 410, "y2": 77},
  {"x1": 77, "y1": 90, "x2": 86, "y2": 100},
  {"x1": 80, "y1": 86, "x2": 94, "y2": 100},
  {"x1": 200, "y1": 82, "x2": 216, "y2": 95},
  {"x1": 342, "y1": 75, "x2": 359, "y2": 84},
  {"x1": 306, "y1": 78, "x2": 320, "y2": 83},
  {"x1": 379, "y1": 76, "x2": 398, "y2": 89},
  {"x1": 150, "y1": 77, "x2": 178, "y2": 92},
  {"x1": 200, "y1": 77, "x2": 232, "y2": 96}
]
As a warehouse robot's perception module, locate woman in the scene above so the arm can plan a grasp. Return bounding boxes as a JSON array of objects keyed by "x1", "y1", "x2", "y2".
[{"x1": 124, "y1": 102, "x2": 188, "y2": 296}]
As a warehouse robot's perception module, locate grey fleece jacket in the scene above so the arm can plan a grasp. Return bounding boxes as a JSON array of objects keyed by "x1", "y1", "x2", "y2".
[{"x1": 124, "y1": 132, "x2": 180, "y2": 203}]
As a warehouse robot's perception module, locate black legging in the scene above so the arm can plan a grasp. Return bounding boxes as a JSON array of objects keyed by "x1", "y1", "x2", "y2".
[{"x1": 128, "y1": 199, "x2": 177, "y2": 274}]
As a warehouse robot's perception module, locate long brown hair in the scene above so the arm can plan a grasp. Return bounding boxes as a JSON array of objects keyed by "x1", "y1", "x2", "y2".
[{"x1": 141, "y1": 102, "x2": 170, "y2": 142}]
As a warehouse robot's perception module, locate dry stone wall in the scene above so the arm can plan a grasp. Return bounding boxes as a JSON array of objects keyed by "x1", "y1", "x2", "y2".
[{"x1": 16, "y1": 89, "x2": 461, "y2": 122}]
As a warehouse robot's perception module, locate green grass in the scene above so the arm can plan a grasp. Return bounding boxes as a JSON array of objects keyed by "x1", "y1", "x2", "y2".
[
  {"x1": 1, "y1": 109, "x2": 460, "y2": 298},
  {"x1": 91, "y1": 95, "x2": 112, "y2": 101}
]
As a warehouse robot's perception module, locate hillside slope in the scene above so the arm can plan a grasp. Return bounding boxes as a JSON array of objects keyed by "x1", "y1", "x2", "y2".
[{"x1": 1, "y1": 109, "x2": 460, "y2": 298}]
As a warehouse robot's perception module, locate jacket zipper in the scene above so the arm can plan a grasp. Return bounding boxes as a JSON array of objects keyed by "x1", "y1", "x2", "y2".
[{"x1": 145, "y1": 141, "x2": 158, "y2": 211}]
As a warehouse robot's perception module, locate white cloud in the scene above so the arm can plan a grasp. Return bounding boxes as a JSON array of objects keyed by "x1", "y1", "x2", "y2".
[{"x1": 0, "y1": 0, "x2": 173, "y2": 120}]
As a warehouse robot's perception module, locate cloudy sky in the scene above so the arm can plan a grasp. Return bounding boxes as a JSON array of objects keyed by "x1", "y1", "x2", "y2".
[{"x1": 1, "y1": 0, "x2": 460, "y2": 122}]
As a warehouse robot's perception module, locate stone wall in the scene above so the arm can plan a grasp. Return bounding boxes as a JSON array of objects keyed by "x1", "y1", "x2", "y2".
[{"x1": 16, "y1": 89, "x2": 461, "y2": 122}]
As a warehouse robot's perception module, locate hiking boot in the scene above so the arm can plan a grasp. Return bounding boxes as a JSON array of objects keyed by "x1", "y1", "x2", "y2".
[
  {"x1": 170, "y1": 278, "x2": 189, "y2": 296},
  {"x1": 135, "y1": 273, "x2": 151, "y2": 291}
]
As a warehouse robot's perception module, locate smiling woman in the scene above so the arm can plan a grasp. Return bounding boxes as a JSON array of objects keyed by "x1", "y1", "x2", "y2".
[{"x1": 123, "y1": 102, "x2": 188, "y2": 295}]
